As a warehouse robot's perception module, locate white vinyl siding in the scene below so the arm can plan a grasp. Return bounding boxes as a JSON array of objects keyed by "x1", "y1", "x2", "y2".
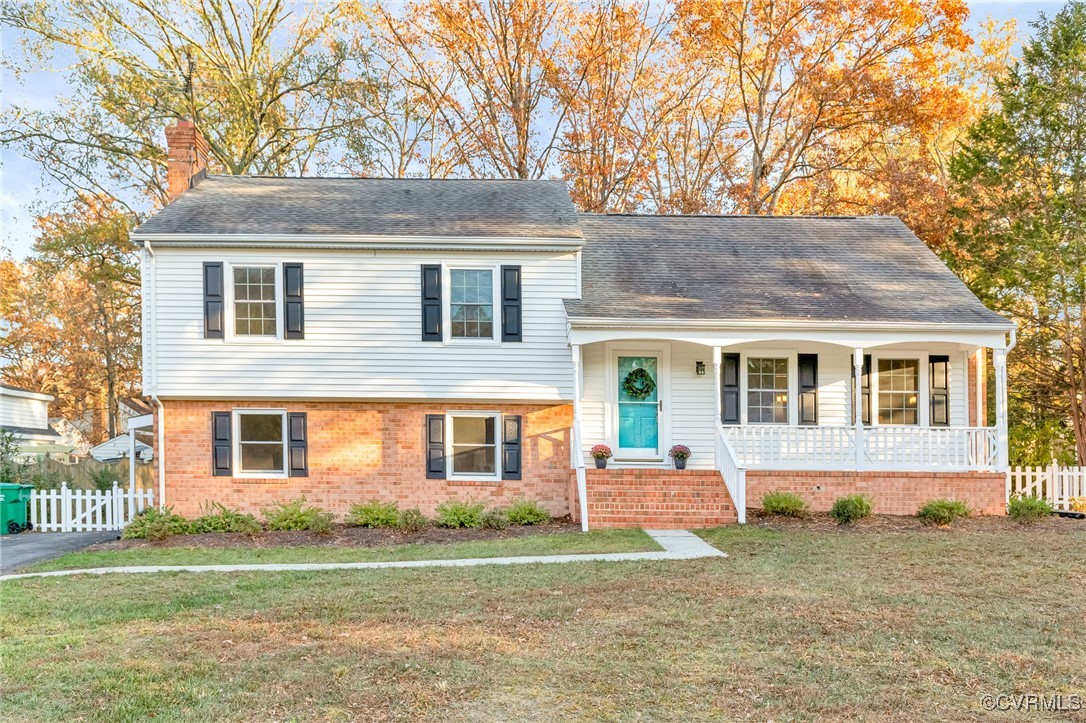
[
  {"x1": 149, "y1": 248, "x2": 576, "y2": 400},
  {"x1": 0, "y1": 392, "x2": 50, "y2": 430}
]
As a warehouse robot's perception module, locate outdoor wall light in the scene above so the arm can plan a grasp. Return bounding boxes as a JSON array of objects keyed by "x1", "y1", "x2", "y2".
[{"x1": 695, "y1": 361, "x2": 706, "y2": 376}]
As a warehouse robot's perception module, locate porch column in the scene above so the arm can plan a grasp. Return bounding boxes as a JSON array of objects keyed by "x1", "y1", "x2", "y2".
[
  {"x1": 994, "y1": 348, "x2": 1009, "y2": 471},
  {"x1": 712, "y1": 346, "x2": 722, "y2": 468},
  {"x1": 853, "y1": 348, "x2": 865, "y2": 471},
  {"x1": 571, "y1": 343, "x2": 589, "y2": 532},
  {"x1": 128, "y1": 427, "x2": 137, "y2": 489}
]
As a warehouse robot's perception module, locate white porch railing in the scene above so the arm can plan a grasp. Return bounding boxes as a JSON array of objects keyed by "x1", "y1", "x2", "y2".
[
  {"x1": 715, "y1": 423, "x2": 747, "y2": 524},
  {"x1": 1008, "y1": 465, "x2": 1086, "y2": 511},
  {"x1": 30, "y1": 482, "x2": 154, "y2": 532},
  {"x1": 722, "y1": 425, "x2": 999, "y2": 471}
]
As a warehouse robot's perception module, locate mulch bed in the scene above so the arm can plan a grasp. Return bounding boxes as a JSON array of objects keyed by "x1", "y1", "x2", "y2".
[
  {"x1": 747, "y1": 509, "x2": 1086, "y2": 534},
  {"x1": 87, "y1": 517, "x2": 582, "y2": 552}
]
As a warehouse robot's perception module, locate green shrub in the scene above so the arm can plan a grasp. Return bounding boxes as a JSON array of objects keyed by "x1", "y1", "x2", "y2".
[
  {"x1": 480, "y1": 507, "x2": 509, "y2": 530},
  {"x1": 917, "y1": 499, "x2": 970, "y2": 526},
  {"x1": 90, "y1": 467, "x2": 118, "y2": 492},
  {"x1": 396, "y1": 508, "x2": 428, "y2": 533},
  {"x1": 262, "y1": 498, "x2": 334, "y2": 534},
  {"x1": 829, "y1": 495, "x2": 872, "y2": 524},
  {"x1": 761, "y1": 491, "x2": 809, "y2": 518},
  {"x1": 190, "y1": 503, "x2": 262, "y2": 534},
  {"x1": 1007, "y1": 495, "x2": 1053, "y2": 523},
  {"x1": 434, "y1": 500, "x2": 484, "y2": 528},
  {"x1": 505, "y1": 498, "x2": 551, "y2": 525},
  {"x1": 123, "y1": 506, "x2": 192, "y2": 540},
  {"x1": 346, "y1": 500, "x2": 400, "y2": 528}
]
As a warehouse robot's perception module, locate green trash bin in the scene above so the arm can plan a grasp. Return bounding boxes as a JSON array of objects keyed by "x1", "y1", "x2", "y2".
[{"x1": 0, "y1": 483, "x2": 33, "y2": 535}]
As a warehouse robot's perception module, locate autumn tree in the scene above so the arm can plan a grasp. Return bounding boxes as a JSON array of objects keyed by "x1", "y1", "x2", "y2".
[
  {"x1": 1, "y1": 0, "x2": 356, "y2": 207},
  {"x1": 675, "y1": 0, "x2": 973, "y2": 215},
  {"x1": 948, "y1": 1, "x2": 1086, "y2": 464},
  {"x1": 0, "y1": 197, "x2": 142, "y2": 441}
]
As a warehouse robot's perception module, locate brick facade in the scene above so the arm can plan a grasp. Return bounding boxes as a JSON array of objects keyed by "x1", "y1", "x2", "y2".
[
  {"x1": 159, "y1": 400, "x2": 572, "y2": 519},
  {"x1": 575, "y1": 469, "x2": 737, "y2": 528},
  {"x1": 746, "y1": 469, "x2": 1006, "y2": 516}
]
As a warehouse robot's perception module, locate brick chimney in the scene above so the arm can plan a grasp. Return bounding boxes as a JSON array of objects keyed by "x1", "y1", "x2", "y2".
[{"x1": 165, "y1": 119, "x2": 209, "y2": 202}]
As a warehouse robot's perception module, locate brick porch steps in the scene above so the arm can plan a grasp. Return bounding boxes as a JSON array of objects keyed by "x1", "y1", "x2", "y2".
[{"x1": 577, "y1": 469, "x2": 737, "y2": 529}]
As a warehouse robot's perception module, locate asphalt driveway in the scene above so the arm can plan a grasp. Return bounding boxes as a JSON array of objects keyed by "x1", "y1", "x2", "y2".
[{"x1": 0, "y1": 531, "x2": 120, "y2": 574}]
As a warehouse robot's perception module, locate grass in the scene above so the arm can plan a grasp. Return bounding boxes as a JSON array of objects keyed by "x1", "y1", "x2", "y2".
[
  {"x1": 2, "y1": 524, "x2": 1084, "y2": 721},
  {"x1": 28, "y1": 529, "x2": 657, "y2": 572}
]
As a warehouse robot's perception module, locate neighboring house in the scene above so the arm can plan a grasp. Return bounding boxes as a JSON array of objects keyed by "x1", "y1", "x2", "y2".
[
  {"x1": 0, "y1": 384, "x2": 75, "y2": 460},
  {"x1": 134, "y1": 121, "x2": 1015, "y2": 528},
  {"x1": 89, "y1": 434, "x2": 153, "y2": 463},
  {"x1": 47, "y1": 417, "x2": 92, "y2": 459}
]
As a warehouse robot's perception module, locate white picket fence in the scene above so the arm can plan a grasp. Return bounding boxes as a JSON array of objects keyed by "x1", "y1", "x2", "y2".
[
  {"x1": 1007, "y1": 465, "x2": 1086, "y2": 511},
  {"x1": 30, "y1": 482, "x2": 155, "y2": 532}
]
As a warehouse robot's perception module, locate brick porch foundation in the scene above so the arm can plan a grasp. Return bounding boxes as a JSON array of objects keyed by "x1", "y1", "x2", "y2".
[
  {"x1": 574, "y1": 469, "x2": 737, "y2": 529},
  {"x1": 159, "y1": 400, "x2": 572, "y2": 519},
  {"x1": 746, "y1": 470, "x2": 1007, "y2": 516}
]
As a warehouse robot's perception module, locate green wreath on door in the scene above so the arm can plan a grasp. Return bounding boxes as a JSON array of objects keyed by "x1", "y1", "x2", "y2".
[{"x1": 621, "y1": 367, "x2": 657, "y2": 400}]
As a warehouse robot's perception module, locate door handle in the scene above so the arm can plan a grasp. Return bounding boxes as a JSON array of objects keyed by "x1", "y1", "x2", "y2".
[{"x1": 658, "y1": 401, "x2": 663, "y2": 412}]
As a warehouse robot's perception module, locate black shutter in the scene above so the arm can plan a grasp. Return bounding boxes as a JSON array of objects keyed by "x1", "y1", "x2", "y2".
[
  {"x1": 502, "y1": 415, "x2": 522, "y2": 480},
  {"x1": 283, "y1": 263, "x2": 304, "y2": 340},
  {"x1": 426, "y1": 414, "x2": 445, "y2": 478},
  {"x1": 212, "y1": 411, "x2": 232, "y2": 476},
  {"x1": 203, "y1": 262, "x2": 224, "y2": 339},
  {"x1": 288, "y1": 412, "x2": 308, "y2": 477},
  {"x1": 852, "y1": 354, "x2": 873, "y2": 425},
  {"x1": 721, "y1": 352, "x2": 740, "y2": 425},
  {"x1": 501, "y1": 265, "x2": 522, "y2": 342},
  {"x1": 421, "y1": 265, "x2": 442, "y2": 341},
  {"x1": 798, "y1": 353, "x2": 818, "y2": 425},
  {"x1": 929, "y1": 355, "x2": 950, "y2": 427}
]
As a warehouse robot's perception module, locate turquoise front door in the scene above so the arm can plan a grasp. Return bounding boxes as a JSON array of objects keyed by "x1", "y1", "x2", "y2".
[{"x1": 617, "y1": 355, "x2": 660, "y2": 458}]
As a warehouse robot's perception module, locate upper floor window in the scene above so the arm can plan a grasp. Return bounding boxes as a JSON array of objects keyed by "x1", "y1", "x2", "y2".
[
  {"x1": 748, "y1": 358, "x2": 788, "y2": 424},
  {"x1": 449, "y1": 268, "x2": 495, "y2": 340},
  {"x1": 233, "y1": 266, "x2": 277, "y2": 337},
  {"x1": 878, "y1": 359, "x2": 919, "y2": 425}
]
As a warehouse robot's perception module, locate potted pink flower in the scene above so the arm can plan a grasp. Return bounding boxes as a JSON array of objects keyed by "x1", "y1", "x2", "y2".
[
  {"x1": 591, "y1": 444, "x2": 613, "y2": 469},
  {"x1": 669, "y1": 444, "x2": 691, "y2": 470}
]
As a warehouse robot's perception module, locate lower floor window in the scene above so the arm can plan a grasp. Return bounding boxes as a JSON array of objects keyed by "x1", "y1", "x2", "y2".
[
  {"x1": 747, "y1": 357, "x2": 789, "y2": 424},
  {"x1": 449, "y1": 413, "x2": 498, "y2": 477},
  {"x1": 236, "y1": 411, "x2": 286, "y2": 474},
  {"x1": 878, "y1": 359, "x2": 919, "y2": 425}
]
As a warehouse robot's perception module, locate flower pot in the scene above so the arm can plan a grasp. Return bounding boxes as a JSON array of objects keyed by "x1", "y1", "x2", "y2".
[
  {"x1": 673, "y1": 458, "x2": 687, "y2": 470},
  {"x1": 595, "y1": 458, "x2": 608, "y2": 469}
]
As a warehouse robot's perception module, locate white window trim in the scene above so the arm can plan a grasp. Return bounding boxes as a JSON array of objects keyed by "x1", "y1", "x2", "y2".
[
  {"x1": 604, "y1": 342, "x2": 671, "y2": 463},
  {"x1": 442, "y1": 263, "x2": 501, "y2": 345},
  {"x1": 445, "y1": 411, "x2": 502, "y2": 481},
  {"x1": 738, "y1": 349, "x2": 799, "y2": 426},
  {"x1": 232, "y1": 409, "x2": 288, "y2": 479},
  {"x1": 225, "y1": 261, "x2": 283, "y2": 343},
  {"x1": 870, "y1": 350, "x2": 930, "y2": 427}
]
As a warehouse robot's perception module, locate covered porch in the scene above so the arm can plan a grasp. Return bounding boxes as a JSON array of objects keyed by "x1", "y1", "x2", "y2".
[{"x1": 567, "y1": 323, "x2": 1014, "y2": 527}]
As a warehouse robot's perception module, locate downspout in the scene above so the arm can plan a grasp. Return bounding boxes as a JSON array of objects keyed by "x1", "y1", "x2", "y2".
[
  {"x1": 571, "y1": 343, "x2": 588, "y2": 532},
  {"x1": 145, "y1": 240, "x2": 166, "y2": 509}
]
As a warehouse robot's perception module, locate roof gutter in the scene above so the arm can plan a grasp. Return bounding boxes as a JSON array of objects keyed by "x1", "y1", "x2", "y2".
[
  {"x1": 131, "y1": 233, "x2": 584, "y2": 253},
  {"x1": 565, "y1": 316, "x2": 1016, "y2": 333}
]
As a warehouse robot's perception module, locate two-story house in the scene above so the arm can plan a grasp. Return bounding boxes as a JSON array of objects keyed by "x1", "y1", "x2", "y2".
[{"x1": 136, "y1": 121, "x2": 1015, "y2": 529}]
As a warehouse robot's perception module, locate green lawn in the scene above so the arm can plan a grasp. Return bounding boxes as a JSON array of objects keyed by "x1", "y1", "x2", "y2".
[
  {"x1": 3, "y1": 524, "x2": 1084, "y2": 721},
  {"x1": 28, "y1": 528, "x2": 657, "y2": 572}
]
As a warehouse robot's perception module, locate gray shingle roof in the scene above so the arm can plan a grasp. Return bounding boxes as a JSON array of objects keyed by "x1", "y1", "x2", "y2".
[
  {"x1": 134, "y1": 176, "x2": 583, "y2": 239},
  {"x1": 564, "y1": 214, "x2": 1011, "y2": 327}
]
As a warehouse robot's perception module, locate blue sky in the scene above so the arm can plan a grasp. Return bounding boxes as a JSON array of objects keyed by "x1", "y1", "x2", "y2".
[{"x1": 0, "y1": 0, "x2": 1067, "y2": 259}]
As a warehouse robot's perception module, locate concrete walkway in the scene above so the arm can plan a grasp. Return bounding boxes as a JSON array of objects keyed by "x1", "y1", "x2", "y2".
[
  {"x1": 0, "y1": 529, "x2": 725, "y2": 581},
  {"x1": 0, "y1": 531, "x2": 120, "y2": 575}
]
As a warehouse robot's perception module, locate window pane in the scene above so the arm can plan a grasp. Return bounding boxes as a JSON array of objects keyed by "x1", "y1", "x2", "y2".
[
  {"x1": 450, "y1": 269, "x2": 494, "y2": 339},
  {"x1": 747, "y1": 358, "x2": 788, "y2": 424},
  {"x1": 450, "y1": 415, "x2": 497, "y2": 475},
  {"x1": 233, "y1": 266, "x2": 277, "y2": 336},
  {"x1": 240, "y1": 443, "x2": 284, "y2": 472},
  {"x1": 239, "y1": 413, "x2": 283, "y2": 443},
  {"x1": 877, "y1": 359, "x2": 919, "y2": 425}
]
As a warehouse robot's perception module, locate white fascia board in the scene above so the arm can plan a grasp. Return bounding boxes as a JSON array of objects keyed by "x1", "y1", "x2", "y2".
[
  {"x1": 565, "y1": 316, "x2": 1015, "y2": 333},
  {"x1": 0, "y1": 386, "x2": 54, "y2": 402},
  {"x1": 126, "y1": 413, "x2": 155, "y2": 432},
  {"x1": 131, "y1": 233, "x2": 584, "y2": 253}
]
